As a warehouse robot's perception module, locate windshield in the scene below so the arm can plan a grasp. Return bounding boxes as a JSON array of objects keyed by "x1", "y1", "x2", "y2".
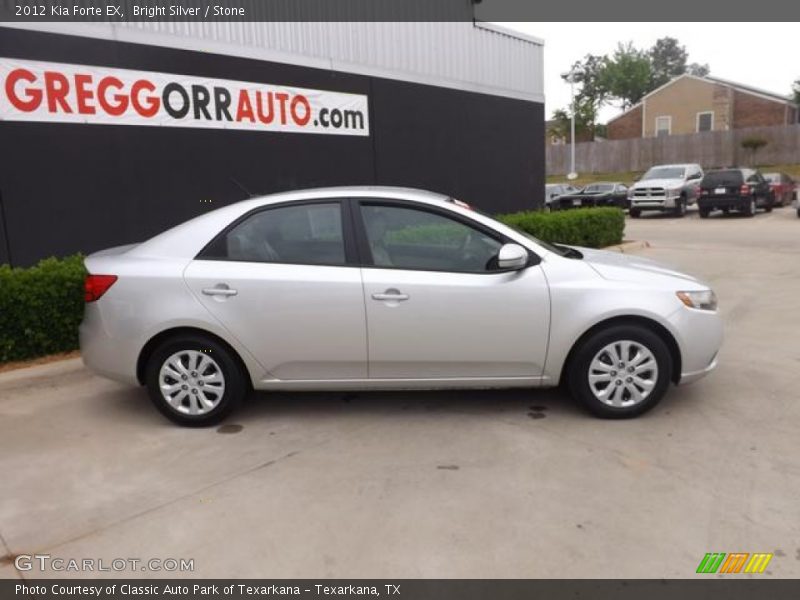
[
  {"x1": 702, "y1": 170, "x2": 744, "y2": 186},
  {"x1": 762, "y1": 173, "x2": 780, "y2": 183},
  {"x1": 642, "y1": 167, "x2": 685, "y2": 180},
  {"x1": 583, "y1": 184, "x2": 614, "y2": 193}
]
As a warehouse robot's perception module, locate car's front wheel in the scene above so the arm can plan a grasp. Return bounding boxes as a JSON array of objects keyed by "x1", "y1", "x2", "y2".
[
  {"x1": 145, "y1": 334, "x2": 247, "y2": 426},
  {"x1": 566, "y1": 324, "x2": 673, "y2": 418},
  {"x1": 629, "y1": 208, "x2": 641, "y2": 218},
  {"x1": 674, "y1": 195, "x2": 687, "y2": 217}
]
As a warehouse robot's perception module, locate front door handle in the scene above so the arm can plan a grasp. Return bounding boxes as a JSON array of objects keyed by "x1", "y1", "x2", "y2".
[
  {"x1": 372, "y1": 289, "x2": 409, "y2": 302},
  {"x1": 202, "y1": 284, "x2": 238, "y2": 297}
]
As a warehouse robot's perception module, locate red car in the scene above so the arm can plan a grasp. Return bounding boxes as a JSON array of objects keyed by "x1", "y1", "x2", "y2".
[{"x1": 763, "y1": 172, "x2": 796, "y2": 207}]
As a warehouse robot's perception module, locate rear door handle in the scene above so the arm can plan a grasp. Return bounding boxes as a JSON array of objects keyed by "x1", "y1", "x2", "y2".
[
  {"x1": 202, "y1": 285, "x2": 238, "y2": 297},
  {"x1": 372, "y1": 289, "x2": 409, "y2": 302}
]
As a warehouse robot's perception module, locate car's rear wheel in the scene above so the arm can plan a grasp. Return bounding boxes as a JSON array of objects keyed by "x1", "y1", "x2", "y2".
[
  {"x1": 629, "y1": 208, "x2": 641, "y2": 218},
  {"x1": 145, "y1": 334, "x2": 247, "y2": 426},
  {"x1": 742, "y1": 198, "x2": 756, "y2": 217},
  {"x1": 567, "y1": 324, "x2": 672, "y2": 418},
  {"x1": 699, "y1": 207, "x2": 710, "y2": 218}
]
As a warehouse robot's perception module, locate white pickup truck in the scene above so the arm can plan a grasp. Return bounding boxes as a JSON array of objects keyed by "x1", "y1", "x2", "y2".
[{"x1": 628, "y1": 163, "x2": 704, "y2": 217}]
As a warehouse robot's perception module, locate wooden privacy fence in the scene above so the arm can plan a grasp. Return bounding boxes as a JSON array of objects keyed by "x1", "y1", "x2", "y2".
[{"x1": 546, "y1": 124, "x2": 800, "y2": 175}]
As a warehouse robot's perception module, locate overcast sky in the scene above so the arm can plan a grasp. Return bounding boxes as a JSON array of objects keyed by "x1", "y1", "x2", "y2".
[{"x1": 498, "y1": 22, "x2": 799, "y2": 123}]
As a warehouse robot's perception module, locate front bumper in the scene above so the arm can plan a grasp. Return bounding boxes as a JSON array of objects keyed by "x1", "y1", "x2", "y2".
[
  {"x1": 679, "y1": 353, "x2": 718, "y2": 385},
  {"x1": 630, "y1": 195, "x2": 680, "y2": 210},
  {"x1": 668, "y1": 304, "x2": 723, "y2": 386}
]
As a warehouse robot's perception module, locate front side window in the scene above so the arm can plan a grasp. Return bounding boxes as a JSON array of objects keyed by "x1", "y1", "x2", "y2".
[
  {"x1": 360, "y1": 204, "x2": 503, "y2": 273},
  {"x1": 204, "y1": 202, "x2": 345, "y2": 265}
]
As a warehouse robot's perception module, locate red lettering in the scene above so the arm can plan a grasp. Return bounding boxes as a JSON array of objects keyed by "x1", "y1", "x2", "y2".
[
  {"x1": 290, "y1": 95, "x2": 311, "y2": 126},
  {"x1": 97, "y1": 76, "x2": 128, "y2": 116},
  {"x1": 4, "y1": 68, "x2": 42, "y2": 112},
  {"x1": 44, "y1": 71, "x2": 72, "y2": 113},
  {"x1": 74, "y1": 73, "x2": 96, "y2": 115},
  {"x1": 130, "y1": 79, "x2": 159, "y2": 117},
  {"x1": 235, "y1": 89, "x2": 255, "y2": 122},
  {"x1": 275, "y1": 92, "x2": 289, "y2": 125},
  {"x1": 256, "y1": 91, "x2": 274, "y2": 124}
]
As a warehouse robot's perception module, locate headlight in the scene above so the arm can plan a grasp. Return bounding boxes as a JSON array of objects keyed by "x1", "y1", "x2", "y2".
[{"x1": 676, "y1": 290, "x2": 718, "y2": 311}]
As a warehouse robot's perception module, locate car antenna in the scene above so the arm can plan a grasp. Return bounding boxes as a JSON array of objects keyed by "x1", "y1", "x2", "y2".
[{"x1": 230, "y1": 177, "x2": 257, "y2": 198}]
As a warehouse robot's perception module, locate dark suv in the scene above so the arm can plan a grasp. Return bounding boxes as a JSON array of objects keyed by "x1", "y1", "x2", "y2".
[{"x1": 698, "y1": 168, "x2": 774, "y2": 218}]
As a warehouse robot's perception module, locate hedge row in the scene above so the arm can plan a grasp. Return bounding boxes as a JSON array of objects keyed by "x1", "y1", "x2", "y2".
[
  {"x1": 0, "y1": 208, "x2": 624, "y2": 364},
  {"x1": 0, "y1": 255, "x2": 86, "y2": 363},
  {"x1": 497, "y1": 207, "x2": 625, "y2": 249}
]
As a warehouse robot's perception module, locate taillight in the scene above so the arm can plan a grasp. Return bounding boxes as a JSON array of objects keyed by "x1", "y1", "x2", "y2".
[
  {"x1": 84, "y1": 274, "x2": 117, "y2": 302},
  {"x1": 739, "y1": 184, "x2": 750, "y2": 195}
]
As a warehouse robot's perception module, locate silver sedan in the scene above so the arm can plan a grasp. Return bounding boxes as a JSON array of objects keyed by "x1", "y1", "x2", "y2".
[{"x1": 80, "y1": 186, "x2": 722, "y2": 426}]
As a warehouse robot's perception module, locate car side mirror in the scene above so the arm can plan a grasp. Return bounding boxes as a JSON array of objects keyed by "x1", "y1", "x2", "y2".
[{"x1": 497, "y1": 243, "x2": 528, "y2": 270}]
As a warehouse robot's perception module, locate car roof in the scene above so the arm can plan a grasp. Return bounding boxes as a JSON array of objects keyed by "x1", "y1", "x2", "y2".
[{"x1": 648, "y1": 163, "x2": 698, "y2": 169}]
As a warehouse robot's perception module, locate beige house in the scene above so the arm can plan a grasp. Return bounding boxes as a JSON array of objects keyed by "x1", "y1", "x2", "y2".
[{"x1": 607, "y1": 74, "x2": 798, "y2": 140}]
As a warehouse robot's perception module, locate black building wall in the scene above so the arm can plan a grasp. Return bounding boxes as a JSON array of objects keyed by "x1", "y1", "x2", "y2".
[{"x1": 0, "y1": 28, "x2": 544, "y2": 267}]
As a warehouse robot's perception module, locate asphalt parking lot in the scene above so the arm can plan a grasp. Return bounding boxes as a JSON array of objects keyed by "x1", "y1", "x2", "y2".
[{"x1": 1, "y1": 206, "x2": 799, "y2": 579}]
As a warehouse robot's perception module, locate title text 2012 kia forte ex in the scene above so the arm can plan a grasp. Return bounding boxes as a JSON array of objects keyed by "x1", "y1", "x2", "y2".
[{"x1": 79, "y1": 187, "x2": 722, "y2": 426}]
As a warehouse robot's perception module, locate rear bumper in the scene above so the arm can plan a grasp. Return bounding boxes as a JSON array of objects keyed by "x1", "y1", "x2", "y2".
[
  {"x1": 79, "y1": 303, "x2": 140, "y2": 386},
  {"x1": 698, "y1": 196, "x2": 747, "y2": 210}
]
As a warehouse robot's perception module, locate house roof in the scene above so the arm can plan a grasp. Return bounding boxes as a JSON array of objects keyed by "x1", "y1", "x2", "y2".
[{"x1": 606, "y1": 73, "x2": 797, "y2": 124}]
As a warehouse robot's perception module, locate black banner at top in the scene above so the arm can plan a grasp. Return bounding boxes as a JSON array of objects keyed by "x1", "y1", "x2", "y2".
[{"x1": 2, "y1": 0, "x2": 800, "y2": 22}]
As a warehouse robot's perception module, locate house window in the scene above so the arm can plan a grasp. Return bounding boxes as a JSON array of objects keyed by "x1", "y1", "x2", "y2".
[
  {"x1": 697, "y1": 111, "x2": 714, "y2": 132},
  {"x1": 655, "y1": 116, "x2": 671, "y2": 137}
]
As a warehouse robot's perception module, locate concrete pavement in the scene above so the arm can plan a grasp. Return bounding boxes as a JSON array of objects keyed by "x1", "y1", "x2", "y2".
[{"x1": 1, "y1": 206, "x2": 799, "y2": 579}]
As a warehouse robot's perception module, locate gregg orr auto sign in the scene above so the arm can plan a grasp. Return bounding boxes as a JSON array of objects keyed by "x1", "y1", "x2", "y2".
[{"x1": 0, "y1": 58, "x2": 369, "y2": 136}]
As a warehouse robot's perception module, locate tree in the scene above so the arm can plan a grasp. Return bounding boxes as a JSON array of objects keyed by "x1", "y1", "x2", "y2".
[
  {"x1": 560, "y1": 54, "x2": 610, "y2": 139},
  {"x1": 601, "y1": 43, "x2": 652, "y2": 109},
  {"x1": 550, "y1": 101, "x2": 597, "y2": 143},
  {"x1": 687, "y1": 62, "x2": 710, "y2": 77},
  {"x1": 741, "y1": 136, "x2": 768, "y2": 166},
  {"x1": 649, "y1": 37, "x2": 688, "y2": 88}
]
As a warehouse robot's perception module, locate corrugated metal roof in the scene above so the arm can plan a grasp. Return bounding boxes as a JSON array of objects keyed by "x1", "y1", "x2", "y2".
[{"x1": 1, "y1": 21, "x2": 544, "y2": 102}]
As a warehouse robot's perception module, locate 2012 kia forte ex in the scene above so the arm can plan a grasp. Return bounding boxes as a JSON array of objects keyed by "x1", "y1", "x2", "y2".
[{"x1": 79, "y1": 186, "x2": 722, "y2": 426}]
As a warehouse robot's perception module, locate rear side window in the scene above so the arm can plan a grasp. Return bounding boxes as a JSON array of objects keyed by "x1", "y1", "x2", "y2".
[
  {"x1": 702, "y1": 170, "x2": 744, "y2": 187},
  {"x1": 201, "y1": 202, "x2": 345, "y2": 265}
]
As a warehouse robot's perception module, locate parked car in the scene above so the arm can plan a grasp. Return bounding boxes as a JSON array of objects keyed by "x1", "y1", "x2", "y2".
[
  {"x1": 762, "y1": 172, "x2": 796, "y2": 207},
  {"x1": 544, "y1": 183, "x2": 580, "y2": 211},
  {"x1": 80, "y1": 186, "x2": 722, "y2": 426},
  {"x1": 555, "y1": 182, "x2": 630, "y2": 210},
  {"x1": 698, "y1": 168, "x2": 774, "y2": 218},
  {"x1": 628, "y1": 163, "x2": 704, "y2": 218}
]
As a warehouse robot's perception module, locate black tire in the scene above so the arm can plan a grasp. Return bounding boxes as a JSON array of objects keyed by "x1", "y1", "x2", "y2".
[
  {"x1": 742, "y1": 197, "x2": 756, "y2": 217},
  {"x1": 145, "y1": 333, "x2": 247, "y2": 427},
  {"x1": 764, "y1": 196, "x2": 773, "y2": 213},
  {"x1": 566, "y1": 324, "x2": 673, "y2": 419},
  {"x1": 674, "y1": 195, "x2": 687, "y2": 217},
  {"x1": 629, "y1": 208, "x2": 641, "y2": 218},
  {"x1": 797, "y1": 207, "x2": 800, "y2": 218},
  {"x1": 699, "y1": 207, "x2": 710, "y2": 219}
]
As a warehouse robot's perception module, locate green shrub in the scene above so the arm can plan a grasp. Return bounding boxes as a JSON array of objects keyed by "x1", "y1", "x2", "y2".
[
  {"x1": 0, "y1": 254, "x2": 86, "y2": 363},
  {"x1": 496, "y1": 207, "x2": 625, "y2": 248}
]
